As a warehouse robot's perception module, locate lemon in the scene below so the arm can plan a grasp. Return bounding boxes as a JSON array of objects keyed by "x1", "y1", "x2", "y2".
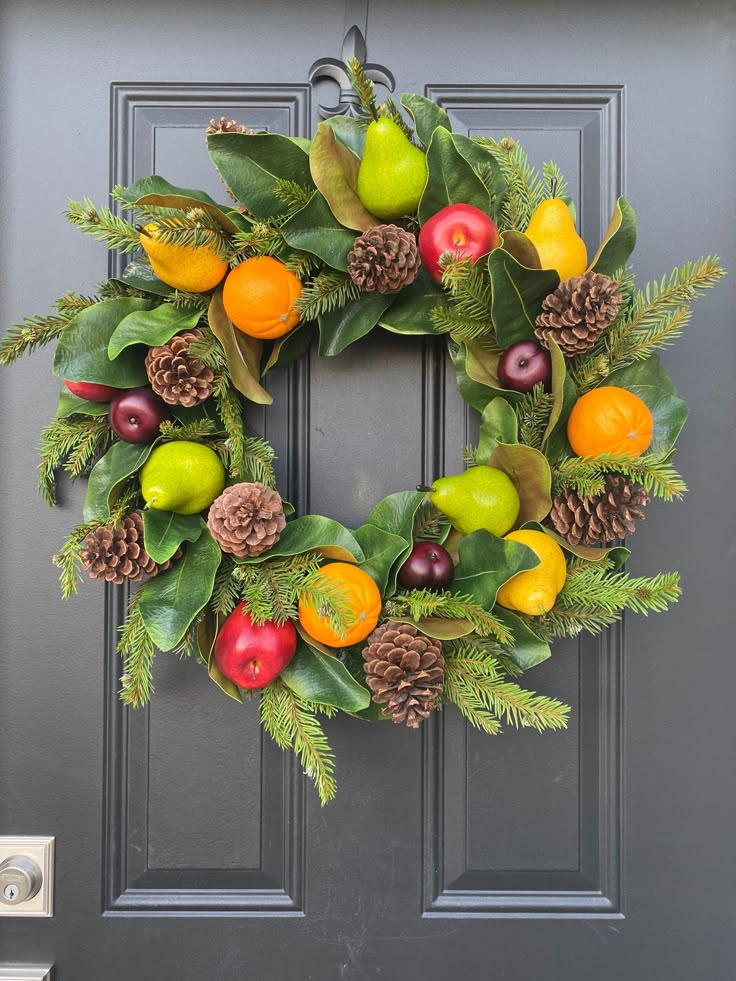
[
  {"x1": 140, "y1": 440, "x2": 226, "y2": 514},
  {"x1": 524, "y1": 199, "x2": 587, "y2": 280},
  {"x1": 496, "y1": 529, "x2": 567, "y2": 615},
  {"x1": 139, "y1": 222, "x2": 228, "y2": 293}
]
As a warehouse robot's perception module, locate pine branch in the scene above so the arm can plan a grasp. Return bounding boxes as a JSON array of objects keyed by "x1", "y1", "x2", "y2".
[
  {"x1": 430, "y1": 254, "x2": 495, "y2": 342},
  {"x1": 0, "y1": 290, "x2": 103, "y2": 366},
  {"x1": 346, "y1": 57, "x2": 379, "y2": 120},
  {"x1": 473, "y1": 136, "x2": 544, "y2": 231},
  {"x1": 37, "y1": 416, "x2": 113, "y2": 506},
  {"x1": 229, "y1": 222, "x2": 285, "y2": 263},
  {"x1": 514, "y1": 383, "x2": 555, "y2": 449},
  {"x1": 158, "y1": 418, "x2": 219, "y2": 442},
  {"x1": 295, "y1": 272, "x2": 361, "y2": 321},
  {"x1": 136, "y1": 207, "x2": 232, "y2": 258},
  {"x1": 211, "y1": 556, "x2": 241, "y2": 617},
  {"x1": 97, "y1": 279, "x2": 151, "y2": 301},
  {"x1": 542, "y1": 160, "x2": 568, "y2": 201},
  {"x1": 377, "y1": 97, "x2": 415, "y2": 141},
  {"x1": 165, "y1": 290, "x2": 211, "y2": 312},
  {"x1": 212, "y1": 373, "x2": 247, "y2": 479},
  {"x1": 284, "y1": 250, "x2": 322, "y2": 280},
  {"x1": 274, "y1": 179, "x2": 314, "y2": 215},
  {"x1": 241, "y1": 435, "x2": 277, "y2": 487},
  {"x1": 118, "y1": 589, "x2": 156, "y2": 708},
  {"x1": 66, "y1": 198, "x2": 141, "y2": 253},
  {"x1": 552, "y1": 453, "x2": 687, "y2": 501},
  {"x1": 412, "y1": 500, "x2": 450, "y2": 542},
  {"x1": 557, "y1": 558, "x2": 682, "y2": 616},
  {"x1": 384, "y1": 588, "x2": 511, "y2": 643},
  {"x1": 260, "y1": 679, "x2": 337, "y2": 805}
]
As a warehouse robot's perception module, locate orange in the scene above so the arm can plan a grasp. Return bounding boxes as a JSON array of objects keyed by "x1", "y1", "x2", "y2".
[
  {"x1": 222, "y1": 255, "x2": 302, "y2": 339},
  {"x1": 567, "y1": 385, "x2": 653, "y2": 458},
  {"x1": 298, "y1": 562, "x2": 382, "y2": 648}
]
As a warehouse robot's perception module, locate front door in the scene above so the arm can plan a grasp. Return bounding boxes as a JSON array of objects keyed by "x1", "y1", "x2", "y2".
[{"x1": 1, "y1": 2, "x2": 734, "y2": 978}]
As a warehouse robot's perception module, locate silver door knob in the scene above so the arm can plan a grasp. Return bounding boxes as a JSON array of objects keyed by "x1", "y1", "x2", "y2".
[{"x1": 0, "y1": 855, "x2": 43, "y2": 905}]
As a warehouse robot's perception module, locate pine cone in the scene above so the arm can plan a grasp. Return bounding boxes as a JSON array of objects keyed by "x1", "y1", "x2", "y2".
[
  {"x1": 549, "y1": 475, "x2": 650, "y2": 546},
  {"x1": 207, "y1": 482, "x2": 286, "y2": 559},
  {"x1": 362, "y1": 622, "x2": 444, "y2": 728},
  {"x1": 206, "y1": 117, "x2": 252, "y2": 135},
  {"x1": 347, "y1": 224, "x2": 420, "y2": 295},
  {"x1": 145, "y1": 329, "x2": 214, "y2": 407},
  {"x1": 535, "y1": 271, "x2": 622, "y2": 356},
  {"x1": 80, "y1": 510, "x2": 176, "y2": 585}
]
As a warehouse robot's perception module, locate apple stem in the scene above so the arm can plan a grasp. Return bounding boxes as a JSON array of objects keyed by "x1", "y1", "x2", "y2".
[{"x1": 416, "y1": 484, "x2": 433, "y2": 493}]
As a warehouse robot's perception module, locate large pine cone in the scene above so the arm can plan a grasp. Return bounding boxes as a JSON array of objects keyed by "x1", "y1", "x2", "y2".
[
  {"x1": 362, "y1": 622, "x2": 444, "y2": 728},
  {"x1": 347, "y1": 224, "x2": 421, "y2": 295},
  {"x1": 207, "y1": 482, "x2": 286, "y2": 559},
  {"x1": 549, "y1": 475, "x2": 650, "y2": 546},
  {"x1": 535, "y1": 271, "x2": 622, "y2": 356},
  {"x1": 145, "y1": 329, "x2": 214, "y2": 407},
  {"x1": 80, "y1": 510, "x2": 176, "y2": 584}
]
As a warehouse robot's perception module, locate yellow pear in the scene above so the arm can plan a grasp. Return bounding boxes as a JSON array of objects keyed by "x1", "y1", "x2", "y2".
[{"x1": 525, "y1": 199, "x2": 587, "y2": 280}]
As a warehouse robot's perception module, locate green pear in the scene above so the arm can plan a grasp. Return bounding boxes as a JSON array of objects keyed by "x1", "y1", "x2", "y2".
[
  {"x1": 357, "y1": 118, "x2": 428, "y2": 220},
  {"x1": 140, "y1": 440, "x2": 226, "y2": 514},
  {"x1": 429, "y1": 466, "x2": 520, "y2": 537}
]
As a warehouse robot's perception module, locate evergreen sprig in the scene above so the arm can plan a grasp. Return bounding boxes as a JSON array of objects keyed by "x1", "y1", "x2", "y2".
[
  {"x1": 474, "y1": 136, "x2": 542, "y2": 231},
  {"x1": 377, "y1": 97, "x2": 415, "y2": 141},
  {"x1": 514, "y1": 383, "x2": 555, "y2": 449},
  {"x1": 284, "y1": 250, "x2": 322, "y2": 280},
  {"x1": 66, "y1": 198, "x2": 141, "y2": 252},
  {"x1": 412, "y1": 500, "x2": 450, "y2": 542},
  {"x1": 295, "y1": 272, "x2": 361, "y2": 321},
  {"x1": 260, "y1": 679, "x2": 337, "y2": 805},
  {"x1": 158, "y1": 418, "x2": 219, "y2": 442},
  {"x1": 229, "y1": 222, "x2": 285, "y2": 263},
  {"x1": 136, "y1": 207, "x2": 232, "y2": 258},
  {"x1": 552, "y1": 453, "x2": 687, "y2": 501},
  {"x1": 274, "y1": 179, "x2": 314, "y2": 215},
  {"x1": 240, "y1": 435, "x2": 277, "y2": 487},
  {"x1": 37, "y1": 416, "x2": 114, "y2": 506},
  {"x1": 430, "y1": 254, "x2": 495, "y2": 341},
  {"x1": 346, "y1": 57, "x2": 379, "y2": 120},
  {"x1": 0, "y1": 291, "x2": 102, "y2": 366},
  {"x1": 384, "y1": 588, "x2": 511, "y2": 643},
  {"x1": 542, "y1": 161, "x2": 568, "y2": 202},
  {"x1": 211, "y1": 555, "x2": 241, "y2": 617},
  {"x1": 118, "y1": 589, "x2": 156, "y2": 708}
]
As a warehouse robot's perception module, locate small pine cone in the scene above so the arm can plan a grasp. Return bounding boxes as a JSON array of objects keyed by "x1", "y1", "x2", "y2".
[
  {"x1": 535, "y1": 271, "x2": 622, "y2": 356},
  {"x1": 549, "y1": 475, "x2": 650, "y2": 546},
  {"x1": 206, "y1": 117, "x2": 252, "y2": 135},
  {"x1": 347, "y1": 224, "x2": 421, "y2": 295},
  {"x1": 362, "y1": 622, "x2": 444, "y2": 728},
  {"x1": 80, "y1": 510, "x2": 176, "y2": 585},
  {"x1": 207, "y1": 482, "x2": 286, "y2": 559},
  {"x1": 145, "y1": 329, "x2": 214, "y2": 407}
]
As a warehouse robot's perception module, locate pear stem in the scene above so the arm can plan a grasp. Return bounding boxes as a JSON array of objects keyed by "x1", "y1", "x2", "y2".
[
  {"x1": 416, "y1": 485, "x2": 433, "y2": 493},
  {"x1": 135, "y1": 223, "x2": 152, "y2": 238}
]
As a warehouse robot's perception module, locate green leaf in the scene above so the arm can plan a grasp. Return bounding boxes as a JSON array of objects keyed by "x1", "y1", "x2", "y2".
[
  {"x1": 499, "y1": 231, "x2": 541, "y2": 269},
  {"x1": 263, "y1": 322, "x2": 315, "y2": 374},
  {"x1": 542, "y1": 336, "x2": 576, "y2": 452},
  {"x1": 323, "y1": 116, "x2": 366, "y2": 158},
  {"x1": 121, "y1": 175, "x2": 234, "y2": 215},
  {"x1": 488, "y1": 442, "x2": 553, "y2": 525},
  {"x1": 83, "y1": 439, "x2": 155, "y2": 521},
  {"x1": 108, "y1": 304, "x2": 202, "y2": 358},
  {"x1": 451, "y1": 134, "x2": 505, "y2": 206},
  {"x1": 139, "y1": 530, "x2": 222, "y2": 652},
  {"x1": 495, "y1": 608, "x2": 552, "y2": 670},
  {"x1": 199, "y1": 612, "x2": 243, "y2": 702},
  {"x1": 53, "y1": 298, "x2": 154, "y2": 388},
  {"x1": 243, "y1": 515, "x2": 365, "y2": 564},
  {"x1": 280, "y1": 192, "x2": 357, "y2": 272},
  {"x1": 521, "y1": 521, "x2": 630, "y2": 569},
  {"x1": 400, "y1": 93, "x2": 451, "y2": 147},
  {"x1": 142, "y1": 510, "x2": 205, "y2": 564},
  {"x1": 588, "y1": 197, "x2": 637, "y2": 277},
  {"x1": 208, "y1": 288, "x2": 272, "y2": 404},
  {"x1": 378, "y1": 274, "x2": 446, "y2": 335},
  {"x1": 452, "y1": 530, "x2": 539, "y2": 608},
  {"x1": 362, "y1": 490, "x2": 427, "y2": 596},
  {"x1": 116, "y1": 256, "x2": 174, "y2": 297},
  {"x1": 207, "y1": 132, "x2": 314, "y2": 218},
  {"x1": 281, "y1": 639, "x2": 370, "y2": 712},
  {"x1": 449, "y1": 340, "x2": 523, "y2": 413},
  {"x1": 604, "y1": 354, "x2": 688, "y2": 455},
  {"x1": 476, "y1": 398, "x2": 519, "y2": 463},
  {"x1": 419, "y1": 127, "x2": 490, "y2": 226},
  {"x1": 488, "y1": 249, "x2": 560, "y2": 348},
  {"x1": 394, "y1": 616, "x2": 476, "y2": 640},
  {"x1": 55, "y1": 387, "x2": 111, "y2": 419},
  {"x1": 318, "y1": 291, "x2": 393, "y2": 356},
  {"x1": 353, "y1": 524, "x2": 409, "y2": 595},
  {"x1": 310, "y1": 122, "x2": 378, "y2": 231}
]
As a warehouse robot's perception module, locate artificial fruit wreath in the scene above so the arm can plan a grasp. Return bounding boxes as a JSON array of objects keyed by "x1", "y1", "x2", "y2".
[{"x1": 0, "y1": 62, "x2": 724, "y2": 803}]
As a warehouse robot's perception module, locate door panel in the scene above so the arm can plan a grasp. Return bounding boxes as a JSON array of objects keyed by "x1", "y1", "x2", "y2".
[{"x1": 1, "y1": 1, "x2": 735, "y2": 978}]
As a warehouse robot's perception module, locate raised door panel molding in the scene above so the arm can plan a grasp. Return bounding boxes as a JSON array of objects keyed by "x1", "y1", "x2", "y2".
[{"x1": 427, "y1": 84, "x2": 624, "y2": 918}]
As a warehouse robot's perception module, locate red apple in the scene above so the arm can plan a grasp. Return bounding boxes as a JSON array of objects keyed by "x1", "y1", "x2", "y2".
[
  {"x1": 108, "y1": 386, "x2": 168, "y2": 443},
  {"x1": 398, "y1": 541, "x2": 454, "y2": 592},
  {"x1": 65, "y1": 379, "x2": 121, "y2": 402},
  {"x1": 214, "y1": 603, "x2": 297, "y2": 689},
  {"x1": 497, "y1": 340, "x2": 552, "y2": 393},
  {"x1": 418, "y1": 203, "x2": 499, "y2": 282}
]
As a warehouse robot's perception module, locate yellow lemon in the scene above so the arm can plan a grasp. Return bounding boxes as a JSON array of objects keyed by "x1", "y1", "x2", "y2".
[
  {"x1": 525, "y1": 199, "x2": 587, "y2": 280},
  {"x1": 496, "y1": 529, "x2": 567, "y2": 615},
  {"x1": 140, "y1": 222, "x2": 228, "y2": 293}
]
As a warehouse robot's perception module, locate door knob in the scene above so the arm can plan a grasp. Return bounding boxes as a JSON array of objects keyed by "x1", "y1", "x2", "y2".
[{"x1": 0, "y1": 855, "x2": 43, "y2": 906}]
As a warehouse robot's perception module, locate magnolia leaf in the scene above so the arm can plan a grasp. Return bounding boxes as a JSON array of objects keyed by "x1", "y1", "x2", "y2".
[
  {"x1": 588, "y1": 197, "x2": 637, "y2": 276},
  {"x1": 53, "y1": 298, "x2": 154, "y2": 388},
  {"x1": 605, "y1": 354, "x2": 688, "y2": 455},
  {"x1": 400, "y1": 93, "x2": 451, "y2": 147},
  {"x1": 443, "y1": 528, "x2": 463, "y2": 565},
  {"x1": 521, "y1": 521, "x2": 630, "y2": 569},
  {"x1": 489, "y1": 248, "x2": 560, "y2": 348},
  {"x1": 451, "y1": 134, "x2": 505, "y2": 206},
  {"x1": 394, "y1": 616, "x2": 476, "y2": 640},
  {"x1": 310, "y1": 122, "x2": 378, "y2": 231},
  {"x1": 323, "y1": 115, "x2": 367, "y2": 158},
  {"x1": 83, "y1": 439, "x2": 155, "y2": 521},
  {"x1": 449, "y1": 341, "x2": 523, "y2": 413},
  {"x1": 362, "y1": 490, "x2": 427, "y2": 596},
  {"x1": 116, "y1": 256, "x2": 174, "y2": 297},
  {"x1": 476, "y1": 397, "x2": 519, "y2": 463},
  {"x1": 542, "y1": 336, "x2": 576, "y2": 452},
  {"x1": 108, "y1": 304, "x2": 202, "y2": 358},
  {"x1": 263, "y1": 322, "x2": 315, "y2": 374},
  {"x1": 353, "y1": 523, "x2": 408, "y2": 595},
  {"x1": 242, "y1": 515, "x2": 365, "y2": 564},
  {"x1": 378, "y1": 274, "x2": 446, "y2": 335},
  {"x1": 142, "y1": 510, "x2": 206, "y2": 564},
  {"x1": 489, "y1": 442, "x2": 553, "y2": 525},
  {"x1": 281, "y1": 639, "x2": 371, "y2": 712},
  {"x1": 494, "y1": 608, "x2": 551, "y2": 670},
  {"x1": 206, "y1": 132, "x2": 314, "y2": 218},
  {"x1": 139, "y1": 530, "x2": 222, "y2": 652},
  {"x1": 207, "y1": 288, "x2": 272, "y2": 404},
  {"x1": 318, "y1": 292, "x2": 393, "y2": 356},
  {"x1": 119, "y1": 176, "x2": 241, "y2": 232},
  {"x1": 55, "y1": 387, "x2": 111, "y2": 419},
  {"x1": 419, "y1": 127, "x2": 490, "y2": 226},
  {"x1": 295, "y1": 622, "x2": 339, "y2": 658},
  {"x1": 280, "y1": 192, "x2": 356, "y2": 271},
  {"x1": 199, "y1": 611, "x2": 243, "y2": 702},
  {"x1": 499, "y1": 230, "x2": 541, "y2": 269},
  {"x1": 452, "y1": 529, "x2": 539, "y2": 608}
]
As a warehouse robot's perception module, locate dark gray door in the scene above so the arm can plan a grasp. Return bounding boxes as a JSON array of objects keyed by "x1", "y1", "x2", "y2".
[{"x1": 1, "y1": 2, "x2": 735, "y2": 978}]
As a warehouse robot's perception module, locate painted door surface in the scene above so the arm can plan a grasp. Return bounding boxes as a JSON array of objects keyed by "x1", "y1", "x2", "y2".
[{"x1": 1, "y1": 2, "x2": 735, "y2": 978}]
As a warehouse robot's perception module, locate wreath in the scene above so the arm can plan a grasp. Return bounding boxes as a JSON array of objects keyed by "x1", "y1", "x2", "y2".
[{"x1": 1, "y1": 62, "x2": 724, "y2": 803}]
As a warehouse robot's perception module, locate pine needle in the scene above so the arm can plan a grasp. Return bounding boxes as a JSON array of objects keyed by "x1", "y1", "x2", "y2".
[
  {"x1": 66, "y1": 198, "x2": 141, "y2": 252},
  {"x1": 295, "y1": 272, "x2": 361, "y2": 321},
  {"x1": 514, "y1": 383, "x2": 555, "y2": 450},
  {"x1": 37, "y1": 416, "x2": 113, "y2": 506},
  {"x1": 552, "y1": 453, "x2": 687, "y2": 501},
  {"x1": 118, "y1": 590, "x2": 156, "y2": 708},
  {"x1": 135, "y1": 206, "x2": 232, "y2": 258},
  {"x1": 384, "y1": 588, "x2": 511, "y2": 643},
  {"x1": 430, "y1": 254, "x2": 495, "y2": 341},
  {"x1": 346, "y1": 57, "x2": 379, "y2": 120}
]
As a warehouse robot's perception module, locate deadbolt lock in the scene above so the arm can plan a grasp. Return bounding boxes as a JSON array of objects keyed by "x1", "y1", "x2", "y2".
[
  {"x1": 0, "y1": 837, "x2": 54, "y2": 917},
  {"x1": 0, "y1": 855, "x2": 43, "y2": 906}
]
